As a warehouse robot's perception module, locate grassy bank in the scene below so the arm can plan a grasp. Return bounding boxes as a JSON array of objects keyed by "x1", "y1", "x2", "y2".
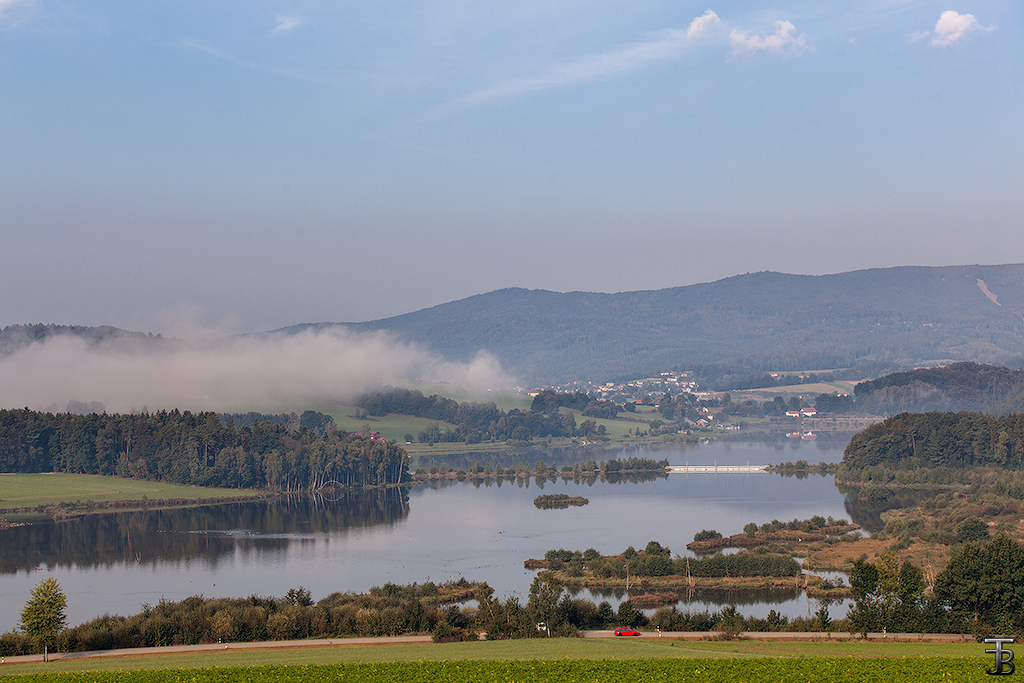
[{"x1": 0, "y1": 473, "x2": 266, "y2": 515}]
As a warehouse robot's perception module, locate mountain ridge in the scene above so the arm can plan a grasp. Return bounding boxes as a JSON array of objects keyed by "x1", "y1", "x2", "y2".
[
  {"x1": 281, "y1": 264, "x2": 1024, "y2": 383},
  {"x1": 5, "y1": 264, "x2": 1024, "y2": 386}
]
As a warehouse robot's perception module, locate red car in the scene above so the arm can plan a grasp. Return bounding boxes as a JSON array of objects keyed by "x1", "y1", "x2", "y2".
[{"x1": 614, "y1": 627, "x2": 641, "y2": 636}]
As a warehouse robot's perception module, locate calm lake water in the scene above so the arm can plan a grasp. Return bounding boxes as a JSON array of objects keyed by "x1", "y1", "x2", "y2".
[{"x1": 0, "y1": 439, "x2": 860, "y2": 631}]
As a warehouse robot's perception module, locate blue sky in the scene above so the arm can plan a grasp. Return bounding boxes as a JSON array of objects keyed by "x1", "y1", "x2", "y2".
[{"x1": 1, "y1": 1, "x2": 1020, "y2": 334}]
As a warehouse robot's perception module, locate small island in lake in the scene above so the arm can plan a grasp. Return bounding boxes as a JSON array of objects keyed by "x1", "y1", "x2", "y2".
[{"x1": 534, "y1": 494, "x2": 589, "y2": 509}]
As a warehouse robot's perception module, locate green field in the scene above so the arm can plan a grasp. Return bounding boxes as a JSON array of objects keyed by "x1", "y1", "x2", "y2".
[
  {"x1": 328, "y1": 408, "x2": 460, "y2": 443},
  {"x1": 311, "y1": 402, "x2": 653, "y2": 452},
  {"x1": 0, "y1": 658, "x2": 990, "y2": 683},
  {"x1": 0, "y1": 473, "x2": 265, "y2": 513},
  {"x1": 0, "y1": 638, "x2": 985, "y2": 677},
  {"x1": 731, "y1": 381, "x2": 858, "y2": 401}
]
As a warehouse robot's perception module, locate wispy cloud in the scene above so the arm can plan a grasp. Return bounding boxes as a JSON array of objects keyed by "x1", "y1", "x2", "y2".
[
  {"x1": 179, "y1": 38, "x2": 327, "y2": 83},
  {"x1": 686, "y1": 10, "x2": 721, "y2": 40},
  {"x1": 730, "y1": 20, "x2": 807, "y2": 59},
  {"x1": 434, "y1": 10, "x2": 810, "y2": 113},
  {"x1": 443, "y1": 28, "x2": 689, "y2": 110},
  {"x1": 0, "y1": 0, "x2": 29, "y2": 22},
  {"x1": 920, "y1": 10, "x2": 994, "y2": 47},
  {"x1": 272, "y1": 14, "x2": 303, "y2": 34},
  {"x1": 440, "y1": 10, "x2": 726, "y2": 113}
]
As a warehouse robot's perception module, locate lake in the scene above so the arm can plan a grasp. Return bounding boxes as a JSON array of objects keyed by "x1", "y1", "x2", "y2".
[{"x1": 0, "y1": 438, "x2": 859, "y2": 631}]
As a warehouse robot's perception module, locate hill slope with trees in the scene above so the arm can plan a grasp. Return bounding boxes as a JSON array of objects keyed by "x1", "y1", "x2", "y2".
[
  {"x1": 852, "y1": 362, "x2": 1024, "y2": 415},
  {"x1": 6, "y1": 265, "x2": 1024, "y2": 387},
  {"x1": 286, "y1": 264, "x2": 1024, "y2": 383}
]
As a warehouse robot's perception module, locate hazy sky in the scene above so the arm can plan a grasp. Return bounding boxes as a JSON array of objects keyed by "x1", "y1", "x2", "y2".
[{"x1": 2, "y1": 1, "x2": 1021, "y2": 335}]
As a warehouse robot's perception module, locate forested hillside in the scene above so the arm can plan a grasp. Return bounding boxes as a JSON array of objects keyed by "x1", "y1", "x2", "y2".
[
  {"x1": 853, "y1": 362, "x2": 1024, "y2": 414},
  {"x1": 354, "y1": 388, "x2": 608, "y2": 442},
  {"x1": 841, "y1": 411, "x2": 1024, "y2": 471},
  {"x1": 0, "y1": 409, "x2": 408, "y2": 490},
  {"x1": 287, "y1": 264, "x2": 1024, "y2": 383}
]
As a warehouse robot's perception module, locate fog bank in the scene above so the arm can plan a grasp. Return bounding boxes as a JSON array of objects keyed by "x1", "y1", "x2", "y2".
[{"x1": 0, "y1": 329, "x2": 513, "y2": 414}]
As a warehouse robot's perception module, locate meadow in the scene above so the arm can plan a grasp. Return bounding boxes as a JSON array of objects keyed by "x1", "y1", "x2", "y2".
[
  {"x1": 0, "y1": 638, "x2": 989, "y2": 682},
  {"x1": 0, "y1": 473, "x2": 264, "y2": 513}
]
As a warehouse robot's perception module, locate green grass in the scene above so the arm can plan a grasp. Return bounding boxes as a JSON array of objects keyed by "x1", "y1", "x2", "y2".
[
  {"x1": 0, "y1": 473, "x2": 264, "y2": 512},
  {"x1": 329, "y1": 409, "x2": 460, "y2": 444},
  {"x1": 402, "y1": 383, "x2": 533, "y2": 413},
  {"x1": 731, "y1": 381, "x2": 858, "y2": 400},
  {"x1": 0, "y1": 638, "x2": 984, "y2": 676},
  {"x1": 0, "y1": 658, "x2": 992, "y2": 683}
]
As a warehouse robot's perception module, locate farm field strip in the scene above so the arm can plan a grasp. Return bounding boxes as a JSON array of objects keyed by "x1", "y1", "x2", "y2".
[
  {"x1": 0, "y1": 655, "x2": 988, "y2": 682},
  {"x1": 0, "y1": 637, "x2": 984, "y2": 676}
]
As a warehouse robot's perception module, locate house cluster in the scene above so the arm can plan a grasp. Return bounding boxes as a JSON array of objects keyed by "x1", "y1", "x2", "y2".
[
  {"x1": 529, "y1": 371, "x2": 700, "y2": 405},
  {"x1": 356, "y1": 430, "x2": 386, "y2": 441},
  {"x1": 786, "y1": 407, "x2": 818, "y2": 418}
]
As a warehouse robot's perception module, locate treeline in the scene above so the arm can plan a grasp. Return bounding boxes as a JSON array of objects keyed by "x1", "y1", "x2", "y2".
[
  {"x1": 853, "y1": 362, "x2": 1024, "y2": 415},
  {"x1": 685, "y1": 364, "x2": 837, "y2": 392},
  {"x1": 0, "y1": 580, "x2": 482, "y2": 654},
  {"x1": 218, "y1": 410, "x2": 336, "y2": 435},
  {"x1": 653, "y1": 391, "x2": 809, "y2": 424},
  {"x1": 355, "y1": 388, "x2": 611, "y2": 443},
  {"x1": 0, "y1": 408, "x2": 409, "y2": 490},
  {"x1": 413, "y1": 457, "x2": 669, "y2": 482},
  {"x1": 686, "y1": 516, "x2": 855, "y2": 553},
  {"x1": 530, "y1": 391, "x2": 622, "y2": 419},
  {"x1": 0, "y1": 575, "x2": 661, "y2": 654},
  {"x1": 847, "y1": 538, "x2": 1024, "y2": 636},
  {"x1": 841, "y1": 411, "x2": 1024, "y2": 472},
  {"x1": 533, "y1": 541, "x2": 801, "y2": 579}
]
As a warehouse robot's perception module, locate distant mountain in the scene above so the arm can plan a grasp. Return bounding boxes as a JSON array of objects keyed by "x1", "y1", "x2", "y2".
[{"x1": 285, "y1": 264, "x2": 1024, "y2": 384}]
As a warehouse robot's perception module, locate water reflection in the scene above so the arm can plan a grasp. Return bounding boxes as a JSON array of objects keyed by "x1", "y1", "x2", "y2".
[
  {"x1": 571, "y1": 585, "x2": 803, "y2": 608},
  {"x1": 0, "y1": 488, "x2": 409, "y2": 575},
  {"x1": 422, "y1": 470, "x2": 668, "y2": 491},
  {"x1": 0, "y1": 440, "x2": 858, "y2": 630},
  {"x1": 411, "y1": 435, "x2": 853, "y2": 472},
  {"x1": 837, "y1": 483, "x2": 939, "y2": 533}
]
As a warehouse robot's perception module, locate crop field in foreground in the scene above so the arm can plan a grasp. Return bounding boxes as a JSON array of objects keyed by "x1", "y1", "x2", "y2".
[
  {"x1": 0, "y1": 639, "x2": 983, "y2": 677},
  {"x1": 0, "y1": 657, "x2": 987, "y2": 683}
]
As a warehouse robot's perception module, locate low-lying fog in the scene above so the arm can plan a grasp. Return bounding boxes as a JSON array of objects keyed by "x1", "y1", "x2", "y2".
[{"x1": 0, "y1": 329, "x2": 512, "y2": 414}]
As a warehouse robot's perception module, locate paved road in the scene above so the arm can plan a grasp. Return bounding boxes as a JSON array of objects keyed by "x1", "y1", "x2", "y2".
[{"x1": 0, "y1": 631, "x2": 973, "y2": 666}]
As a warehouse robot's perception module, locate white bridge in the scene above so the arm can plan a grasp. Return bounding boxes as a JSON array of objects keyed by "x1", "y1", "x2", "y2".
[{"x1": 668, "y1": 464, "x2": 768, "y2": 474}]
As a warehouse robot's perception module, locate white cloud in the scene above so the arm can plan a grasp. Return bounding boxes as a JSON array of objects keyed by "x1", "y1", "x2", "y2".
[
  {"x1": 928, "y1": 10, "x2": 992, "y2": 47},
  {"x1": 730, "y1": 20, "x2": 807, "y2": 58},
  {"x1": 686, "y1": 10, "x2": 721, "y2": 40},
  {"x1": 909, "y1": 30, "x2": 929, "y2": 43},
  {"x1": 272, "y1": 14, "x2": 303, "y2": 34}
]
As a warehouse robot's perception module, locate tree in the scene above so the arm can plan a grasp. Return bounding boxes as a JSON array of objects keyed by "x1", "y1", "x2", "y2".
[
  {"x1": 20, "y1": 578, "x2": 67, "y2": 650},
  {"x1": 526, "y1": 572, "x2": 563, "y2": 633},
  {"x1": 935, "y1": 535, "x2": 1024, "y2": 633},
  {"x1": 955, "y1": 516, "x2": 990, "y2": 544}
]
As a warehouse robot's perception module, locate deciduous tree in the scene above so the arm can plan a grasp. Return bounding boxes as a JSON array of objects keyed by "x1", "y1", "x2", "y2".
[{"x1": 19, "y1": 578, "x2": 67, "y2": 650}]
